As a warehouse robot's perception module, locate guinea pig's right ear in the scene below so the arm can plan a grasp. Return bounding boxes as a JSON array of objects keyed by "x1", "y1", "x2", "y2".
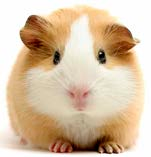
[{"x1": 20, "y1": 15, "x2": 51, "y2": 51}]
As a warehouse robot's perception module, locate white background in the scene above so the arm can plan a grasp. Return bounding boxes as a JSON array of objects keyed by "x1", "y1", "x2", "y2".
[{"x1": 0, "y1": 0, "x2": 150, "y2": 156}]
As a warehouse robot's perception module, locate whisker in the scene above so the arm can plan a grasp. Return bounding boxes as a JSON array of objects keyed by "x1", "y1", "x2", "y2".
[
  {"x1": 88, "y1": 76, "x2": 105, "y2": 91},
  {"x1": 52, "y1": 70, "x2": 70, "y2": 91}
]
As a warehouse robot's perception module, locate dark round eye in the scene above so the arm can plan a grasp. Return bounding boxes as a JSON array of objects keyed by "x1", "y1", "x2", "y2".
[
  {"x1": 98, "y1": 49, "x2": 106, "y2": 64},
  {"x1": 53, "y1": 51, "x2": 60, "y2": 65}
]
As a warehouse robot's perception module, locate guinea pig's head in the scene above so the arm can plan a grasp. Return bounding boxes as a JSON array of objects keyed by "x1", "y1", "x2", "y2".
[{"x1": 21, "y1": 7, "x2": 139, "y2": 122}]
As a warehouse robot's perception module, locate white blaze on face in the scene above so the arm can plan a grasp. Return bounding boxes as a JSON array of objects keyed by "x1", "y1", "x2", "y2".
[
  {"x1": 25, "y1": 15, "x2": 137, "y2": 146},
  {"x1": 64, "y1": 15, "x2": 94, "y2": 59},
  {"x1": 62, "y1": 15, "x2": 99, "y2": 86}
]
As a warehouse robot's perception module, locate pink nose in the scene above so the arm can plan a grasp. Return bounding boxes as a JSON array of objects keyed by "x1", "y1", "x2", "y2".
[
  {"x1": 68, "y1": 88, "x2": 89, "y2": 99},
  {"x1": 68, "y1": 87, "x2": 89, "y2": 111}
]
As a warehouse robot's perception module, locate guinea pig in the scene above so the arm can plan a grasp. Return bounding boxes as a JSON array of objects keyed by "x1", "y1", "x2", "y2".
[{"x1": 7, "y1": 5, "x2": 144, "y2": 153}]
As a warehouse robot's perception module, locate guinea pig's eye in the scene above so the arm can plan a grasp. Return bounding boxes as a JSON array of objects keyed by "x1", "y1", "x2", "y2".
[
  {"x1": 53, "y1": 51, "x2": 61, "y2": 65},
  {"x1": 98, "y1": 49, "x2": 106, "y2": 64}
]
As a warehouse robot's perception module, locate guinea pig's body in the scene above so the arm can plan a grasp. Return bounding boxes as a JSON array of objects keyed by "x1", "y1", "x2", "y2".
[{"x1": 7, "y1": 6, "x2": 143, "y2": 153}]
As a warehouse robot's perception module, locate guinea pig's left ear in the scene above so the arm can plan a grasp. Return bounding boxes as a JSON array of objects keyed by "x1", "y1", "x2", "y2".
[{"x1": 104, "y1": 24, "x2": 139, "y2": 55}]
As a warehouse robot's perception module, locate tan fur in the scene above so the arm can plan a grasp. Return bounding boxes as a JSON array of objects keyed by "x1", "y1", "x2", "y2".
[{"x1": 7, "y1": 6, "x2": 144, "y2": 150}]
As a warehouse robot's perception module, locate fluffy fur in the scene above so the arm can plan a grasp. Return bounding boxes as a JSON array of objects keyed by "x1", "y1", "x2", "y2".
[{"x1": 7, "y1": 6, "x2": 143, "y2": 152}]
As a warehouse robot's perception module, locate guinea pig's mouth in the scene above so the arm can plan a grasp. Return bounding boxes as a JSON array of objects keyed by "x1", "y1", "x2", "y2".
[{"x1": 72, "y1": 101, "x2": 87, "y2": 111}]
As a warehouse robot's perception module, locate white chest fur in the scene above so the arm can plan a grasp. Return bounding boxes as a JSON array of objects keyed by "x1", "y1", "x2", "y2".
[{"x1": 59, "y1": 114, "x2": 101, "y2": 148}]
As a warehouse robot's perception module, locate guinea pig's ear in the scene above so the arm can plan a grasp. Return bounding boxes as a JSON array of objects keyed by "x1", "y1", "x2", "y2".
[
  {"x1": 104, "y1": 24, "x2": 139, "y2": 56},
  {"x1": 20, "y1": 15, "x2": 52, "y2": 51}
]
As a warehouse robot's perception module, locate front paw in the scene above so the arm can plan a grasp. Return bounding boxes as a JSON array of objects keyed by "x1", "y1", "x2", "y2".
[
  {"x1": 49, "y1": 140, "x2": 73, "y2": 153},
  {"x1": 98, "y1": 141, "x2": 124, "y2": 154}
]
